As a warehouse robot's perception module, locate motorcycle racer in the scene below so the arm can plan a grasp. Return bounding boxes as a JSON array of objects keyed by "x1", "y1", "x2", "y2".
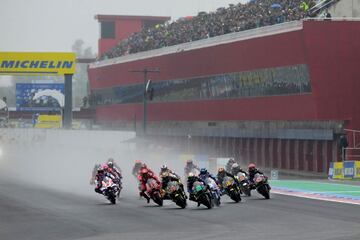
[
  {"x1": 225, "y1": 158, "x2": 236, "y2": 172},
  {"x1": 230, "y1": 163, "x2": 248, "y2": 177},
  {"x1": 184, "y1": 159, "x2": 200, "y2": 177},
  {"x1": 132, "y1": 160, "x2": 142, "y2": 177},
  {"x1": 198, "y1": 168, "x2": 217, "y2": 183},
  {"x1": 247, "y1": 163, "x2": 269, "y2": 187},
  {"x1": 159, "y1": 165, "x2": 184, "y2": 198},
  {"x1": 106, "y1": 159, "x2": 122, "y2": 189},
  {"x1": 217, "y1": 167, "x2": 239, "y2": 190},
  {"x1": 187, "y1": 173, "x2": 207, "y2": 206},
  {"x1": 138, "y1": 166, "x2": 161, "y2": 203},
  {"x1": 94, "y1": 165, "x2": 116, "y2": 195}
]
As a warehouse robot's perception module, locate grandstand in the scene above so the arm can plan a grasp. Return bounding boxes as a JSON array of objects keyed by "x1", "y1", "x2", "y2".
[{"x1": 88, "y1": 0, "x2": 360, "y2": 173}]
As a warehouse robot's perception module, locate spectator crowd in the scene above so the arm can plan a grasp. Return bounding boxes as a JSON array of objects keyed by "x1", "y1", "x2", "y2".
[{"x1": 102, "y1": 0, "x2": 320, "y2": 59}]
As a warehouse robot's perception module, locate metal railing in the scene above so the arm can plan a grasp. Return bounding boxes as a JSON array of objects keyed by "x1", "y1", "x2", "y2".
[
  {"x1": 309, "y1": 0, "x2": 339, "y2": 16},
  {"x1": 343, "y1": 129, "x2": 360, "y2": 160}
]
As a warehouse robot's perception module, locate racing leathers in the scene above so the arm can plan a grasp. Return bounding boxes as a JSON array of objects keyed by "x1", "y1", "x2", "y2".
[
  {"x1": 107, "y1": 166, "x2": 122, "y2": 189},
  {"x1": 198, "y1": 171, "x2": 217, "y2": 183},
  {"x1": 225, "y1": 159, "x2": 236, "y2": 173},
  {"x1": 159, "y1": 169, "x2": 184, "y2": 198},
  {"x1": 184, "y1": 163, "x2": 200, "y2": 177},
  {"x1": 248, "y1": 168, "x2": 264, "y2": 183},
  {"x1": 94, "y1": 171, "x2": 116, "y2": 194},
  {"x1": 187, "y1": 176, "x2": 207, "y2": 202},
  {"x1": 132, "y1": 162, "x2": 142, "y2": 177},
  {"x1": 217, "y1": 171, "x2": 239, "y2": 191},
  {"x1": 231, "y1": 166, "x2": 248, "y2": 177},
  {"x1": 138, "y1": 168, "x2": 161, "y2": 203}
]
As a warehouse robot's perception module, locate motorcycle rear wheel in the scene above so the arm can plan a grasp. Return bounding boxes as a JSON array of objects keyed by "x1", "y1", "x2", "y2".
[
  {"x1": 257, "y1": 185, "x2": 270, "y2": 199},
  {"x1": 152, "y1": 192, "x2": 163, "y2": 206}
]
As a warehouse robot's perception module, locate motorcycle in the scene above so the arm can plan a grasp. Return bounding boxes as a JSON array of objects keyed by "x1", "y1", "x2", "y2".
[
  {"x1": 236, "y1": 172, "x2": 251, "y2": 197},
  {"x1": 222, "y1": 176, "x2": 241, "y2": 203},
  {"x1": 253, "y1": 173, "x2": 271, "y2": 199},
  {"x1": 100, "y1": 176, "x2": 120, "y2": 204},
  {"x1": 166, "y1": 180, "x2": 187, "y2": 208},
  {"x1": 112, "y1": 177, "x2": 123, "y2": 198},
  {"x1": 192, "y1": 181, "x2": 213, "y2": 209},
  {"x1": 205, "y1": 178, "x2": 221, "y2": 206},
  {"x1": 145, "y1": 178, "x2": 163, "y2": 206}
]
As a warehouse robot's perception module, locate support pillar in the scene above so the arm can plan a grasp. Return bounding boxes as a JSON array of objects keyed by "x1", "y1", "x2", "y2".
[{"x1": 64, "y1": 74, "x2": 73, "y2": 129}]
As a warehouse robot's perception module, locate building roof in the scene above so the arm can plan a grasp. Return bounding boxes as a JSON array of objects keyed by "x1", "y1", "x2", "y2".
[{"x1": 95, "y1": 15, "x2": 171, "y2": 22}]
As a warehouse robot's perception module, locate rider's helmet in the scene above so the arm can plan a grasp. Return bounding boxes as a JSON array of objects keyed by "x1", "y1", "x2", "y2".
[
  {"x1": 135, "y1": 159, "x2": 142, "y2": 164},
  {"x1": 228, "y1": 158, "x2": 236, "y2": 164},
  {"x1": 218, "y1": 167, "x2": 226, "y2": 178},
  {"x1": 161, "y1": 164, "x2": 168, "y2": 171},
  {"x1": 248, "y1": 163, "x2": 256, "y2": 172},
  {"x1": 186, "y1": 159, "x2": 193, "y2": 165},
  {"x1": 107, "y1": 159, "x2": 114, "y2": 168},
  {"x1": 231, "y1": 163, "x2": 240, "y2": 171},
  {"x1": 199, "y1": 168, "x2": 207, "y2": 175},
  {"x1": 140, "y1": 167, "x2": 149, "y2": 176}
]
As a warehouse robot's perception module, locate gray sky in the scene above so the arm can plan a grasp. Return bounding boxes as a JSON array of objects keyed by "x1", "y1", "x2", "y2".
[{"x1": 0, "y1": 0, "x2": 248, "y2": 55}]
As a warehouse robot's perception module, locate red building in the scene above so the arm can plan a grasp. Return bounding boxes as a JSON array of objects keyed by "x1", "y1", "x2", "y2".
[
  {"x1": 88, "y1": 19, "x2": 360, "y2": 173},
  {"x1": 96, "y1": 15, "x2": 170, "y2": 56}
]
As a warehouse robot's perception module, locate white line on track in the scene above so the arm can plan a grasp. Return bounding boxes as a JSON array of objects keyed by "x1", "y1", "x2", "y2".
[{"x1": 272, "y1": 189, "x2": 360, "y2": 206}]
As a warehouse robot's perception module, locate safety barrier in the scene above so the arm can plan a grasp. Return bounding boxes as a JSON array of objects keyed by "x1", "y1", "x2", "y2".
[{"x1": 328, "y1": 161, "x2": 360, "y2": 179}]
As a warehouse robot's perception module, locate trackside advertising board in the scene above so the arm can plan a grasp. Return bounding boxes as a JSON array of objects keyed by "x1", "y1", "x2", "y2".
[
  {"x1": 16, "y1": 83, "x2": 64, "y2": 111},
  {"x1": 343, "y1": 161, "x2": 355, "y2": 179},
  {"x1": 355, "y1": 161, "x2": 360, "y2": 179},
  {"x1": 328, "y1": 161, "x2": 360, "y2": 180},
  {"x1": 0, "y1": 52, "x2": 75, "y2": 75},
  {"x1": 332, "y1": 162, "x2": 344, "y2": 179}
]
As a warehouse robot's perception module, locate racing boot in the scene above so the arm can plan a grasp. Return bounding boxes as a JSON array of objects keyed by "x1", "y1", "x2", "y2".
[
  {"x1": 140, "y1": 191, "x2": 150, "y2": 203},
  {"x1": 95, "y1": 187, "x2": 103, "y2": 194}
]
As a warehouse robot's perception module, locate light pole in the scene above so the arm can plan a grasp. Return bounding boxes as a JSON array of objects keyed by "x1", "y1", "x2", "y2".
[{"x1": 130, "y1": 68, "x2": 160, "y2": 135}]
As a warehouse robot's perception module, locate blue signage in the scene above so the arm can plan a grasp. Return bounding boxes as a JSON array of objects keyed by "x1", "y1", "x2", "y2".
[
  {"x1": 343, "y1": 161, "x2": 355, "y2": 179},
  {"x1": 16, "y1": 83, "x2": 64, "y2": 111}
]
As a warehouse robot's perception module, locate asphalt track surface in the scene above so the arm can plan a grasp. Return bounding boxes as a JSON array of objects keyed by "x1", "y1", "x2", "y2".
[{"x1": 1, "y1": 179, "x2": 360, "y2": 240}]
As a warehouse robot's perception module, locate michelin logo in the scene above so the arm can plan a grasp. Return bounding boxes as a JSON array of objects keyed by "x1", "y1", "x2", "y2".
[{"x1": 0, "y1": 60, "x2": 73, "y2": 70}]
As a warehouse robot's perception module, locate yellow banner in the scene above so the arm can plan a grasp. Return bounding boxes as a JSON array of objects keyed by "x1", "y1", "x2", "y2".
[
  {"x1": 0, "y1": 52, "x2": 75, "y2": 75},
  {"x1": 332, "y1": 162, "x2": 344, "y2": 179},
  {"x1": 35, "y1": 115, "x2": 61, "y2": 129},
  {"x1": 354, "y1": 161, "x2": 360, "y2": 179}
]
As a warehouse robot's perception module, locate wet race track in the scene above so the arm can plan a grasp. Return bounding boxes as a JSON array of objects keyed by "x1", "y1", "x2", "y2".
[
  {"x1": 0, "y1": 131, "x2": 359, "y2": 240},
  {"x1": 1, "y1": 179, "x2": 360, "y2": 240}
]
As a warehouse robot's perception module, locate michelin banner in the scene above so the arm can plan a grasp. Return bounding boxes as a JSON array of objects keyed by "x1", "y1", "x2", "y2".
[{"x1": 0, "y1": 52, "x2": 75, "y2": 75}]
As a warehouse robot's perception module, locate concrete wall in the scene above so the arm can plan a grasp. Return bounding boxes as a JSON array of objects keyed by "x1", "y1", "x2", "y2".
[{"x1": 151, "y1": 135, "x2": 338, "y2": 173}]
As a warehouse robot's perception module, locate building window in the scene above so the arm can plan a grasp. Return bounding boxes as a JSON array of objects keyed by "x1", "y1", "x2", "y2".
[
  {"x1": 92, "y1": 64, "x2": 311, "y2": 105},
  {"x1": 101, "y1": 21, "x2": 115, "y2": 39}
]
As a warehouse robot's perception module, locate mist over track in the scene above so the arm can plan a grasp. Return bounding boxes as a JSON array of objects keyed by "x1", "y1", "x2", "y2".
[{"x1": 0, "y1": 129, "x2": 359, "y2": 240}]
